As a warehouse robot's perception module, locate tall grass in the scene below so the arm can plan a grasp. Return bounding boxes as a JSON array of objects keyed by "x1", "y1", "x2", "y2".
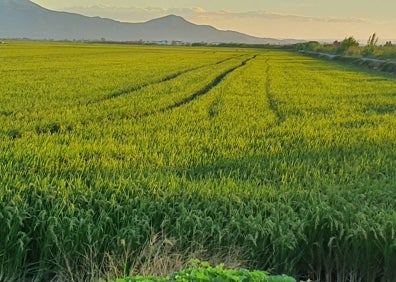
[{"x1": 0, "y1": 43, "x2": 396, "y2": 281}]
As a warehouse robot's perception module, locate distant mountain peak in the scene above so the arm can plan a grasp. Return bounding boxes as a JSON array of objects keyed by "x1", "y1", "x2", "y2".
[
  {"x1": 162, "y1": 14, "x2": 185, "y2": 20},
  {"x1": 146, "y1": 14, "x2": 189, "y2": 24}
]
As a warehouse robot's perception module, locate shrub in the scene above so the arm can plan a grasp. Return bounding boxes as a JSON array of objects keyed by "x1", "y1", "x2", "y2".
[{"x1": 337, "y1": 36, "x2": 359, "y2": 54}]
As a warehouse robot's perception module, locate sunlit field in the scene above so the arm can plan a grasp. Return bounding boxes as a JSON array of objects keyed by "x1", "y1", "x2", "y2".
[{"x1": 0, "y1": 42, "x2": 395, "y2": 282}]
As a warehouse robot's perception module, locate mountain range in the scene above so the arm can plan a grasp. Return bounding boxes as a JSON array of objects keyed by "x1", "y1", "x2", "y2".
[{"x1": 0, "y1": 0, "x2": 302, "y2": 44}]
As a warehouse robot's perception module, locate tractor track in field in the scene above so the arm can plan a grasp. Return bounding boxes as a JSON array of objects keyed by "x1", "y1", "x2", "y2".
[
  {"x1": 135, "y1": 54, "x2": 257, "y2": 119},
  {"x1": 86, "y1": 55, "x2": 245, "y2": 106},
  {"x1": 264, "y1": 58, "x2": 285, "y2": 124}
]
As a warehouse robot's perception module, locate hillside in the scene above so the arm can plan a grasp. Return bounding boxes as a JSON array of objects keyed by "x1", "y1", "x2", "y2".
[{"x1": 0, "y1": 0, "x2": 301, "y2": 44}]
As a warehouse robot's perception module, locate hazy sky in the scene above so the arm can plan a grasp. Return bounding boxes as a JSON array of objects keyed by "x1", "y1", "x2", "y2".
[{"x1": 31, "y1": 0, "x2": 396, "y2": 41}]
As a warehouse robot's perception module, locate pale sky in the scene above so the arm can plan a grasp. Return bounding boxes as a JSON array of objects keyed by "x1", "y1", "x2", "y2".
[{"x1": 30, "y1": 0, "x2": 396, "y2": 41}]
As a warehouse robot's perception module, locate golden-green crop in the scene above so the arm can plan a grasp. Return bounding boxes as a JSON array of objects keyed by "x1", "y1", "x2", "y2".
[{"x1": 0, "y1": 42, "x2": 395, "y2": 282}]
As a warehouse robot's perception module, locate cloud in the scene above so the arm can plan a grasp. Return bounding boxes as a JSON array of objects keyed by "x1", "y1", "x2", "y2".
[
  {"x1": 194, "y1": 10, "x2": 369, "y2": 24},
  {"x1": 62, "y1": 5, "x2": 393, "y2": 40},
  {"x1": 192, "y1": 7, "x2": 206, "y2": 14},
  {"x1": 64, "y1": 5, "x2": 368, "y2": 24}
]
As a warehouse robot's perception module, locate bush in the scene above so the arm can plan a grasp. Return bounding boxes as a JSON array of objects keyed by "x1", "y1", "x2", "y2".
[{"x1": 337, "y1": 36, "x2": 359, "y2": 54}]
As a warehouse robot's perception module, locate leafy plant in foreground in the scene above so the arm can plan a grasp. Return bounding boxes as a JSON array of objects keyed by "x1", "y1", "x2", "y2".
[{"x1": 111, "y1": 261, "x2": 297, "y2": 282}]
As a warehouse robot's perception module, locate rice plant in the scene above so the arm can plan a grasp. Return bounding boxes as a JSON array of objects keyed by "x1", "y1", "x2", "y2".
[{"x1": 0, "y1": 42, "x2": 395, "y2": 281}]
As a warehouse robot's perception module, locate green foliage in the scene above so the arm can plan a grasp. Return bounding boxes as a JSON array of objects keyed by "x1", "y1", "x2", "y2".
[
  {"x1": 294, "y1": 41, "x2": 321, "y2": 52},
  {"x1": 112, "y1": 261, "x2": 296, "y2": 282},
  {"x1": 0, "y1": 42, "x2": 396, "y2": 282},
  {"x1": 337, "y1": 36, "x2": 359, "y2": 54}
]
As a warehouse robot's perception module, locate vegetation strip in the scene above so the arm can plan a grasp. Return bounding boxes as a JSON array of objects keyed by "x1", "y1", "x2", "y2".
[{"x1": 295, "y1": 35, "x2": 396, "y2": 74}]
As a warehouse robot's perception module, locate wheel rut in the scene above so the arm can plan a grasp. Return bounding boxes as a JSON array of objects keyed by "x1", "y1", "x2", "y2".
[
  {"x1": 86, "y1": 55, "x2": 245, "y2": 105},
  {"x1": 135, "y1": 55, "x2": 257, "y2": 119},
  {"x1": 264, "y1": 59, "x2": 284, "y2": 124}
]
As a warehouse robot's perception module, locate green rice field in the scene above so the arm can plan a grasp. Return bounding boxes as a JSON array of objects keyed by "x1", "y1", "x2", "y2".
[{"x1": 0, "y1": 42, "x2": 395, "y2": 281}]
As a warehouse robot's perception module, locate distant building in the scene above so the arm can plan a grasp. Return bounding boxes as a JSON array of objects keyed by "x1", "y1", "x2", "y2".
[
  {"x1": 171, "y1": 40, "x2": 184, "y2": 46},
  {"x1": 155, "y1": 40, "x2": 169, "y2": 45}
]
